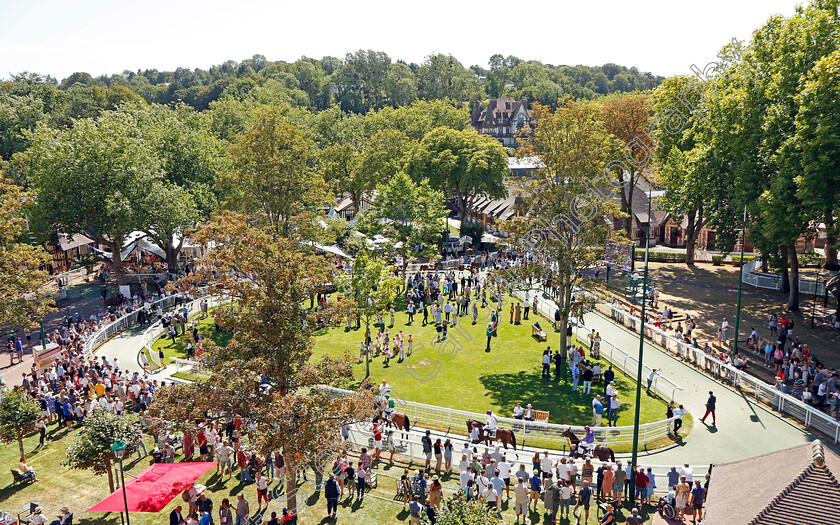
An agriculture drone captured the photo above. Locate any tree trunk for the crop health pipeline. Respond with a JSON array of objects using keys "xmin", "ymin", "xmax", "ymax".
[
  {"xmin": 106, "ymin": 457, "xmax": 115, "ymax": 493},
  {"xmin": 285, "ymin": 469, "xmax": 298, "ymax": 514},
  {"xmin": 781, "ymin": 251, "xmax": 790, "ymax": 294},
  {"xmin": 166, "ymin": 241, "xmax": 181, "ymax": 274},
  {"xmin": 16, "ymin": 428, "xmax": 24, "ymax": 459},
  {"xmin": 787, "ymin": 249, "xmax": 800, "ymax": 311},
  {"xmin": 825, "ymin": 217, "xmax": 839, "ymax": 270},
  {"xmin": 624, "ymin": 179, "xmax": 634, "ymax": 238}
]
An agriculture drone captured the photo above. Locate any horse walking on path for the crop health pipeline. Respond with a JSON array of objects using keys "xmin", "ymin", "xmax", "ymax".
[{"xmin": 466, "ymin": 420, "xmax": 517, "ymax": 450}]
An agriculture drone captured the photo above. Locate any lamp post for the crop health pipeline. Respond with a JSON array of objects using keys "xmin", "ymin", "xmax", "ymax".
[
  {"xmin": 732, "ymin": 205, "xmax": 747, "ymax": 355},
  {"xmin": 629, "ymin": 190, "xmax": 663, "ymax": 503},
  {"xmin": 811, "ymin": 273, "xmax": 821, "ymax": 329},
  {"xmin": 112, "ymin": 439, "xmax": 130, "ymax": 525}
]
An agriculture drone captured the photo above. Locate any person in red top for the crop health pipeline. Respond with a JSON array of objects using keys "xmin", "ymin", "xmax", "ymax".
[
  {"xmin": 197, "ymin": 428, "xmax": 209, "ymax": 461},
  {"xmin": 373, "ymin": 423, "xmax": 383, "ymax": 460},
  {"xmin": 633, "ymin": 467, "xmax": 649, "ymax": 503}
]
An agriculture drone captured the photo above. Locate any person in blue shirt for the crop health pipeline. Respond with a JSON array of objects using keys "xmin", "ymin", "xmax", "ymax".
[{"xmin": 529, "ymin": 471, "xmax": 542, "ymax": 512}]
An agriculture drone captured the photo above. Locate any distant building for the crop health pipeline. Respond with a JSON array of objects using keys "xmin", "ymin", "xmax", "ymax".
[
  {"xmin": 471, "ymin": 96, "xmax": 534, "ymax": 147},
  {"xmin": 507, "ymin": 156, "xmax": 544, "ymax": 177}
]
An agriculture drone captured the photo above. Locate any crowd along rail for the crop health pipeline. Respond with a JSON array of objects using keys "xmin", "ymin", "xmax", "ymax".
[
  {"xmin": 593, "ymin": 297, "xmax": 840, "ymax": 444},
  {"xmin": 319, "ymin": 385, "xmax": 675, "ymax": 452}
]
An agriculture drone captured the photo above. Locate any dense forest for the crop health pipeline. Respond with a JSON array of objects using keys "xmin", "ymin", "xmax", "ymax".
[{"xmin": 0, "ymin": 51, "xmax": 662, "ymax": 159}]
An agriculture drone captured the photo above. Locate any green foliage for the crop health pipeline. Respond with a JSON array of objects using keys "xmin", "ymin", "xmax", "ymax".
[
  {"xmin": 633, "ymin": 250, "xmax": 687, "ymax": 263},
  {"xmin": 407, "ymin": 127, "xmax": 508, "ymax": 221},
  {"xmin": 0, "ymin": 388, "xmax": 40, "ymax": 456},
  {"xmin": 460, "ymin": 221, "xmax": 485, "ymax": 246},
  {"xmin": 712, "ymin": 255, "xmax": 724, "ymax": 266},
  {"xmin": 63, "ymin": 406, "xmax": 139, "ymax": 478},
  {"xmin": 372, "ymin": 171, "xmax": 447, "ymax": 257},
  {"xmin": 421, "ymin": 492, "xmax": 502, "ymax": 525}
]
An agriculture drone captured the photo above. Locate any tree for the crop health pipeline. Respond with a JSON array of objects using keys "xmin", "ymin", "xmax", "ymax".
[
  {"xmin": 651, "ymin": 76, "xmax": 707, "ymax": 264},
  {"xmin": 153, "ymin": 213, "xmax": 373, "ymax": 513},
  {"xmin": 501, "ymin": 101, "xmax": 624, "ymax": 352},
  {"xmin": 27, "ymin": 108, "xmax": 163, "ymax": 287},
  {"xmin": 697, "ymin": 0, "xmax": 840, "ymax": 310},
  {"xmin": 0, "ymin": 388, "xmax": 40, "ymax": 458},
  {"xmin": 407, "ymin": 127, "xmax": 507, "ymax": 223},
  {"xmin": 64, "ymin": 406, "xmax": 139, "ymax": 493},
  {"xmin": 792, "ymin": 49, "xmax": 840, "ymax": 270},
  {"xmin": 372, "ymin": 171, "xmax": 447, "ymax": 259},
  {"xmin": 224, "ymin": 107, "xmax": 327, "ymax": 235},
  {"xmin": 0, "ymin": 179, "xmax": 54, "ymax": 330},
  {"xmin": 422, "ymin": 492, "xmax": 502, "ymax": 524},
  {"xmin": 600, "ymin": 93, "xmax": 654, "ymax": 236},
  {"xmin": 335, "ymin": 250, "xmax": 400, "ymax": 378}
]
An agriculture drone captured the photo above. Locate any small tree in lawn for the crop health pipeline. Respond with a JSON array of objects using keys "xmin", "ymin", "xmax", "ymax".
[
  {"xmin": 64, "ymin": 406, "xmax": 139, "ymax": 493},
  {"xmin": 336, "ymin": 250, "xmax": 400, "ymax": 378},
  {"xmin": 0, "ymin": 388, "xmax": 39, "ymax": 457},
  {"xmin": 422, "ymin": 491, "xmax": 503, "ymax": 524}
]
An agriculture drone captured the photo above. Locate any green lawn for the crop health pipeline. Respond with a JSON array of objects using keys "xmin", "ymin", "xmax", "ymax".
[
  {"xmin": 311, "ymin": 296, "xmax": 668, "ymax": 429},
  {"xmin": 147, "ymin": 313, "xmax": 232, "ymax": 366}
]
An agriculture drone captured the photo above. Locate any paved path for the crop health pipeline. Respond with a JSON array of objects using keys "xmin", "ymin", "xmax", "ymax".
[
  {"xmin": 91, "ymin": 287, "xmax": 824, "ymax": 467},
  {"xmin": 95, "ymin": 324, "xmax": 184, "ymax": 382},
  {"xmin": 581, "ymin": 309, "xmax": 820, "ymax": 465}
]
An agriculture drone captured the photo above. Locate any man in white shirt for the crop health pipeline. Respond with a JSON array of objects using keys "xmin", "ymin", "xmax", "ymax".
[
  {"xmin": 646, "ymin": 368, "xmax": 660, "ymax": 394},
  {"xmin": 540, "ymin": 452, "xmax": 553, "ymax": 487},
  {"xmin": 460, "ymin": 466, "xmax": 474, "ymax": 488},
  {"xmin": 679, "ymin": 463, "xmax": 694, "ymax": 483},
  {"xmin": 512, "ymin": 403, "xmax": 524, "ymax": 419},
  {"xmin": 555, "ymin": 457, "xmax": 570, "ymax": 484},
  {"xmin": 460, "ymin": 442, "xmax": 473, "ymax": 462},
  {"xmin": 498, "ymin": 456, "xmax": 512, "ymax": 499},
  {"xmin": 721, "ymin": 318, "xmax": 729, "ymax": 345}
]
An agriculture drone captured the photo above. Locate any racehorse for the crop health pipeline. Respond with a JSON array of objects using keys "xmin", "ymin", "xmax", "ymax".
[
  {"xmin": 561, "ymin": 427, "xmax": 615, "ymax": 462},
  {"xmin": 466, "ymin": 420, "xmax": 517, "ymax": 450}
]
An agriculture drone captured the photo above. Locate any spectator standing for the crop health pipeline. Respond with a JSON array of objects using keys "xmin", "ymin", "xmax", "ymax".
[
  {"xmin": 234, "ymin": 494, "xmax": 249, "ymax": 525},
  {"xmin": 700, "ymin": 391, "xmax": 716, "ymax": 425}
]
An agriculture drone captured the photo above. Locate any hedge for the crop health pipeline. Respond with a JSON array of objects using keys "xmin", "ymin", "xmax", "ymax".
[{"xmin": 632, "ymin": 250, "xmax": 687, "ymax": 263}]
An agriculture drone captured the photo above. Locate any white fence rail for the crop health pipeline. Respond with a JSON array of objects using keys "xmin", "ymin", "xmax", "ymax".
[
  {"xmin": 741, "ymin": 258, "xmax": 834, "ymax": 295},
  {"xmin": 512, "ymin": 290, "xmax": 683, "ymax": 401},
  {"xmin": 319, "ymin": 386, "xmax": 675, "ymax": 452},
  {"xmin": 83, "ymin": 286, "xmax": 213, "ymax": 359},
  {"xmin": 594, "ymin": 299, "xmax": 840, "ymax": 443},
  {"xmin": 344, "ymin": 425, "xmax": 708, "ymax": 495}
]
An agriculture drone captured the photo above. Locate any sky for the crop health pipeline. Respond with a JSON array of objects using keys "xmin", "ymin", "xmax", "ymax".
[{"xmin": 0, "ymin": 0, "xmax": 804, "ymax": 81}]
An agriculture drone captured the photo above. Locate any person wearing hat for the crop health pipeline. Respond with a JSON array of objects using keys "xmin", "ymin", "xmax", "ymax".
[
  {"xmin": 523, "ymin": 403, "xmax": 535, "ymax": 421},
  {"xmin": 383, "ymin": 393, "xmax": 395, "ymax": 422},
  {"xmin": 24, "ymin": 507, "xmax": 46, "ymax": 525},
  {"xmin": 47, "ymin": 507, "xmax": 72, "ymax": 525},
  {"xmin": 325, "ymin": 472, "xmax": 340, "ymax": 518},
  {"xmin": 485, "ymin": 410, "xmax": 498, "ymax": 438}
]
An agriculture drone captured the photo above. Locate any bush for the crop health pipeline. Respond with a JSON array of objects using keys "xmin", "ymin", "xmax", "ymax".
[
  {"xmin": 632, "ymin": 250, "xmax": 687, "ymax": 263},
  {"xmin": 798, "ymin": 252, "xmax": 825, "ymax": 268},
  {"xmin": 729, "ymin": 254, "xmax": 757, "ymax": 267},
  {"xmin": 712, "ymin": 255, "xmax": 724, "ymax": 266}
]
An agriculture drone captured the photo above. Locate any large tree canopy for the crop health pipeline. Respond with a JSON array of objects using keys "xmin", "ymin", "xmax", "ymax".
[{"xmin": 406, "ymin": 127, "xmax": 507, "ymax": 223}]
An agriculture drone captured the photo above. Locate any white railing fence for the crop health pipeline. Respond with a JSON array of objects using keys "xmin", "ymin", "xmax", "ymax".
[
  {"xmin": 343, "ymin": 425, "xmax": 708, "ymax": 495},
  {"xmin": 83, "ymin": 286, "xmax": 213, "ymax": 359},
  {"xmin": 319, "ymin": 386, "xmax": 675, "ymax": 452},
  {"xmin": 741, "ymin": 258, "xmax": 835, "ymax": 296},
  {"xmin": 139, "ymin": 293, "xmax": 231, "ymax": 370},
  {"xmin": 512, "ymin": 290, "xmax": 684, "ymax": 402},
  {"xmin": 595, "ymin": 299, "xmax": 840, "ymax": 444}
]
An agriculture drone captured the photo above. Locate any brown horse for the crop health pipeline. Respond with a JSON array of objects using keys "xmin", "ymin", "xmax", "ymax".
[
  {"xmin": 373, "ymin": 411, "xmax": 411, "ymax": 437},
  {"xmin": 466, "ymin": 420, "xmax": 517, "ymax": 450},
  {"xmin": 562, "ymin": 428, "xmax": 615, "ymax": 462}
]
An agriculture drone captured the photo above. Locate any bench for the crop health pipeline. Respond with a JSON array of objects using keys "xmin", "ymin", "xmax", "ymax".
[
  {"xmin": 532, "ymin": 324, "xmax": 547, "ymax": 342},
  {"xmin": 533, "ymin": 410, "xmax": 550, "ymax": 423},
  {"xmin": 11, "ymin": 469, "xmax": 34, "ymax": 485}
]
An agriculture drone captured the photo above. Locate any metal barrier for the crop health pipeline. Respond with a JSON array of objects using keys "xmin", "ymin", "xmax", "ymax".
[
  {"xmin": 595, "ymin": 299, "xmax": 840, "ymax": 444},
  {"xmin": 343, "ymin": 425, "xmax": 708, "ymax": 494},
  {"xmin": 83, "ymin": 286, "xmax": 212, "ymax": 358},
  {"xmin": 139, "ymin": 293, "xmax": 230, "ymax": 370},
  {"xmin": 319, "ymin": 386, "xmax": 675, "ymax": 451},
  {"xmin": 741, "ymin": 258, "xmax": 833, "ymax": 295},
  {"xmin": 511, "ymin": 290, "xmax": 684, "ymax": 401}
]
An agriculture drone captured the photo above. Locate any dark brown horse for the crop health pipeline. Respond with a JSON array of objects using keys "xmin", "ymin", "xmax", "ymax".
[
  {"xmin": 466, "ymin": 420, "xmax": 517, "ymax": 450},
  {"xmin": 373, "ymin": 411, "xmax": 411, "ymax": 437},
  {"xmin": 562, "ymin": 428, "xmax": 615, "ymax": 462}
]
